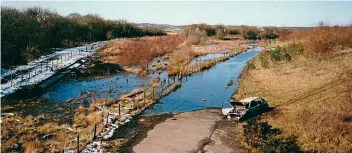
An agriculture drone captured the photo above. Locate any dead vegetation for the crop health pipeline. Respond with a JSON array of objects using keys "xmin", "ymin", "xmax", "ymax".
[
  {"xmin": 98, "ymin": 35, "xmax": 186, "ymax": 72},
  {"xmin": 167, "ymin": 39, "xmax": 247, "ymax": 76},
  {"xmin": 233, "ymin": 30, "xmax": 352, "ymax": 152},
  {"xmin": 167, "ymin": 46, "xmax": 198, "ymax": 76},
  {"xmin": 302, "ymin": 25, "xmax": 352, "ymax": 56}
]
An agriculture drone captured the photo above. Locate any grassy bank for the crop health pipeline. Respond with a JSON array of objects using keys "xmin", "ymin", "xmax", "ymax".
[{"xmin": 232, "ymin": 30, "xmax": 352, "ymax": 152}]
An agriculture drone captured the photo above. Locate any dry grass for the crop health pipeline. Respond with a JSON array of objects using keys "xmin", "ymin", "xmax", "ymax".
[
  {"xmin": 190, "ymin": 39, "xmax": 246, "ymax": 55},
  {"xmin": 22, "ymin": 139, "xmax": 44, "ymax": 153},
  {"xmin": 280, "ymin": 25, "xmax": 352, "ymax": 57},
  {"xmin": 303, "ymin": 26, "xmax": 352, "ymax": 56},
  {"xmin": 98, "ymin": 35, "xmax": 186, "ymax": 70},
  {"xmin": 167, "ymin": 39, "xmax": 246, "ymax": 76},
  {"xmin": 233, "ymin": 48, "xmax": 352, "ymax": 152},
  {"xmin": 1, "ymin": 101, "xmax": 109, "ymax": 152},
  {"xmin": 167, "ymin": 46, "xmax": 197, "ymax": 76}
]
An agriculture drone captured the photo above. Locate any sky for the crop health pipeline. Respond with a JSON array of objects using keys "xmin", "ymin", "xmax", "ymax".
[{"xmin": 2, "ymin": 1, "xmax": 352, "ymax": 27}]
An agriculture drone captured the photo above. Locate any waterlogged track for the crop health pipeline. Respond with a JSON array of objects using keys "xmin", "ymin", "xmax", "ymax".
[
  {"xmin": 144, "ymin": 47, "xmax": 261, "ymax": 115},
  {"xmin": 132, "ymin": 47, "xmax": 261, "ymax": 153}
]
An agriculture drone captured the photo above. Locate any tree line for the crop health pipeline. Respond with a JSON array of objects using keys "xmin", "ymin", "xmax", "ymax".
[
  {"xmin": 182, "ymin": 24, "xmax": 280, "ymax": 41},
  {"xmin": 1, "ymin": 7, "xmax": 166, "ymax": 68}
]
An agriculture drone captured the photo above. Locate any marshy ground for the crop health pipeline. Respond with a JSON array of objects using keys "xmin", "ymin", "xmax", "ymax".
[{"xmin": 1, "ymin": 33, "xmax": 253, "ymax": 152}]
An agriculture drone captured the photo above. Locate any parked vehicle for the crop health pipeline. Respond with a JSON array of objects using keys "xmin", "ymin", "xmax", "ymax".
[{"xmin": 222, "ymin": 97, "xmax": 269, "ymax": 121}]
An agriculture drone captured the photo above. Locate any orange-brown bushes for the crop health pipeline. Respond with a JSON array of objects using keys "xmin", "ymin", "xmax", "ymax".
[
  {"xmin": 99, "ymin": 35, "xmax": 186, "ymax": 69},
  {"xmin": 303, "ymin": 25, "xmax": 352, "ymax": 56},
  {"xmin": 280, "ymin": 24, "xmax": 352, "ymax": 56}
]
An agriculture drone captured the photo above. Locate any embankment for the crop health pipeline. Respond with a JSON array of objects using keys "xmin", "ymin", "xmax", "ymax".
[{"xmin": 232, "ymin": 47, "xmax": 352, "ymax": 152}]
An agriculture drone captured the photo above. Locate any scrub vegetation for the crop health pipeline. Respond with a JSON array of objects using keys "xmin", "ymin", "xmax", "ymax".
[
  {"xmin": 98, "ymin": 35, "xmax": 186, "ymax": 73},
  {"xmin": 233, "ymin": 23, "xmax": 352, "ymax": 153}
]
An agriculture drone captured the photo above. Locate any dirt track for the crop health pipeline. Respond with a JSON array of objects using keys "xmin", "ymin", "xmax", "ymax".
[{"xmin": 132, "ymin": 109, "xmax": 245, "ymax": 153}]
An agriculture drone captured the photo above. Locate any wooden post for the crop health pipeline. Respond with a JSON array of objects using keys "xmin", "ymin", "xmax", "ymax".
[
  {"xmin": 160, "ymin": 79, "xmax": 162, "ymax": 88},
  {"xmin": 93, "ymin": 124, "xmax": 97, "ymax": 140},
  {"xmin": 10, "ymin": 70, "xmax": 12, "ymax": 87},
  {"xmin": 76, "ymin": 135, "xmax": 79, "ymax": 153},
  {"xmin": 118, "ymin": 104, "xmax": 121, "ymax": 118},
  {"xmin": 106, "ymin": 112, "xmax": 109, "ymax": 124},
  {"xmin": 152, "ymin": 88, "xmax": 154, "ymax": 99},
  {"xmin": 28, "ymin": 71, "xmax": 30, "ymax": 79},
  {"xmin": 35, "ymin": 66, "xmax": 36, "ymax": 75},
  {"xmin": 133, "ymin": 97, "xmax": 136, "ymax": 109},
  {"xmin": 61, "ymin": 56, "xmax": 62, "ymax": 65},
  {"xmin": 143, "ymin": 91, "xmax": 146, "ymax": 103},
  {"xmin": 51, "ymin": 60, "xmax": 54, "ymax": 70},
  {"xmin": 40, "ymin": 63, "xmax": 42, "ymax": 72},
  {"xmin": 21, "ymin": 70, "xmax": 23, "ymax": 81}
]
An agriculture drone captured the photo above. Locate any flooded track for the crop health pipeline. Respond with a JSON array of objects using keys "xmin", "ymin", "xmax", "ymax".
[{"xmin": 144, "ymin": 47, "xmax": 261, "ymax": 115}]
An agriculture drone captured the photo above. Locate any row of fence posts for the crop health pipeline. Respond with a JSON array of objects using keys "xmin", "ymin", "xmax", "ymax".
[
  {"xmin": 63, "ymin": 73, "xmax": 189, "ymax": 153},
  {"xmin": 12, "ymin": 43, "xmax": 108, "ymax": 88},
  {"xmin": 9, "ymin": 48, "xmax": 90, "ymax": 87},
  {"xmin": 63, "ymin": 75, "xmax": 185, "ymax": 153},
  {"xmin": 65, "ymin": 103, "xmax": 120, "ymax": 153}
]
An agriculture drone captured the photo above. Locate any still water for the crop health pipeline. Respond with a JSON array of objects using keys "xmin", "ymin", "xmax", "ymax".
[{"xmin": 144, "ymin": 47, "xmax": 261, "ymax": 115}]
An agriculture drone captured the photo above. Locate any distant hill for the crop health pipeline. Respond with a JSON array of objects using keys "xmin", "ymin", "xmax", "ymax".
[
  {"xmin": 135, "ymin": 23, "xmax": 313, "ymax": 32},
  {"xmin": 136, "ymin": 23, "xmax": 184, "ymax": 32}
]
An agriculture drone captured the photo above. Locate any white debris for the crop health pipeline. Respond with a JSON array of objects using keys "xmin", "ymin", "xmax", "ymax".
[
  {"xmin": 81, "ymin": 112, "xmax": 133, "ymax": 152},
  {"xmin": 66, "ymin": 127, "xmax": 74, "ymax": 131},
  {"xmin": 63, "ymin": 149, "xmax": 75, "ymax": 153},
  {"xmin": 82, "ymin": 141, "xmax": 104, "ymax": 153},
  {"xmin": 96, "ymin": 106, "xmax": 106, "ymax": 111},
  {"xmin": 2, "ymin": 113, "xmax": 14, "ymax": 116}
]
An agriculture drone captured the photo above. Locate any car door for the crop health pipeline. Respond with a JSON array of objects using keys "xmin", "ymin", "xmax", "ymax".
[
  {"xmin": 247, "ymin": 101, "xmax": 260, "ymax": 116},
  {"xmin": 258, "ymin": 99, "xmax": 268, "ymax": 112}
]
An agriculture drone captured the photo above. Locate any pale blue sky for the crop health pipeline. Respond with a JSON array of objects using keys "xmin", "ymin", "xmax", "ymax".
[{"xmin": 2, "ymin": 1, "xmax": 352, "ymax": 27}]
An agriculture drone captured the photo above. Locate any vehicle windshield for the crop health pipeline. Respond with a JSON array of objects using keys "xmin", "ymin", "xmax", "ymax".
[{"xmin": 222, "ymin": 102, "xmax": 233, "ymax": 108}]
